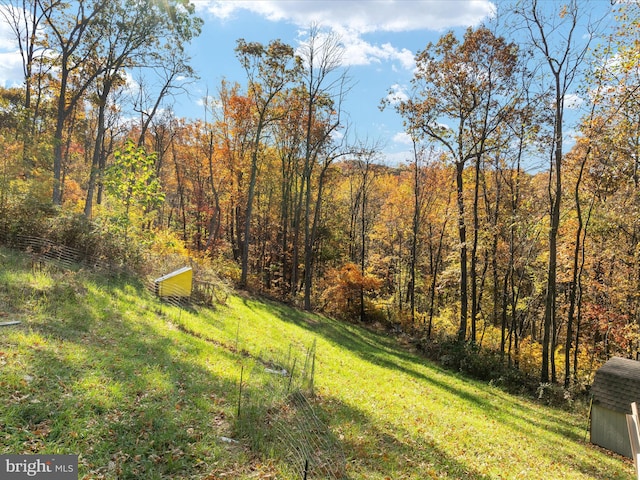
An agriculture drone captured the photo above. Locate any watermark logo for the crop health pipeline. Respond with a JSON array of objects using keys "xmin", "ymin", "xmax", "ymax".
[{"xmin": 0, "ymin": 455, "xmax": 78, "ymax": 479}]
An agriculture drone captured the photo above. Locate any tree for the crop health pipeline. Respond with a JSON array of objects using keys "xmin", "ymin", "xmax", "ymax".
[
  {"xmin": 516, "ymin": 0, "xmax": 601, "ymax": 383},
  {"xmin": 103, "ymin": 139, "xmax": 164, "ymax": 243},
  {"xmin": 235, "ymin": 39, "xmax": 301, "ymax": 288},
  {"xmin": 269, "ymin": 87, "xmax": 305, "ymax": 295},
  {"xmin": 392, "ymin": 26, "xmax": 519, "ymax": 342},
  {"xmin": 569, "ymin": 0, "xmax": 640, "ymax": 375},
  {"xmin": 320, "ymin": 262, "xmax": 382, "ymax": 321},
  {"xmin": 82, "ymin": 0, "xmax": 201, "ymax": 217},
  {"xmin": 498, "ymin": 87, "xmax": 543, "ymax": 366},
  {"xmin": 40, "ymin": 0, "xmax": 201, "ymax": 206},
  {"xmin": 42, "ymin": 0, "xmax": 108, "ymax": 205},
  {"xmin": 408, "ymin": 140, "xmax": 425, "ymax": 324},
  {"xmin": 351, "ymin": 150, "xmax": 379, "ymax": 322},
  {"xmin": 207, "ymin": 80, "xmax": 254, "ymax": 264},
  {"xmin": 0, "ymin": 0, "xmax": 54, "ymax": 180},
  {"xmin": 296, "ymin": 25, "xmax": 352, "ymax": 310},
  {"xmin": 0, "ymin": 0, "xmax": 50, "ymax": 120},
  {"xmin": 134, "ymin": 49, "xmax": 198, "ymax": 148}
]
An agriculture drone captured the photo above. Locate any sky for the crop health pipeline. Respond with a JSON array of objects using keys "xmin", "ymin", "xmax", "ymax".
[
  {"xmin": 0, "ymin": 0, "xmax": 617, "ymax": 166},
  {"xmin": 181, "ymin": 0, "xmax": 497, "ymax": 164}
]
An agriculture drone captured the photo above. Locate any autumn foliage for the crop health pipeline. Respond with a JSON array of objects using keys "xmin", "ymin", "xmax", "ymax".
[{"xmin": 320, "ymin": 263, "xmax": 383, "ymax": 321}]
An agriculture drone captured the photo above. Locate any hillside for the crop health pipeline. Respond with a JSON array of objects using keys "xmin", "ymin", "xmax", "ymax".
[{"xmin": 0, "ymin": 246, "xmax": 634, "ymax": 479}]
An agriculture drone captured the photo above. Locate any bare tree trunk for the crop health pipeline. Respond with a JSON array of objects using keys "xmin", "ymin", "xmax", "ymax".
[
  {"xmin": 470, "ymin": 156, "xmax": 482, "ymax": 343},
  {"xmin": 456, "ymin": 159, "xmax": 469, "ymax": 342},
  {"xmin": 83, "ymin": 93, "xmax": 107, "ymax": 218},
  {"xmin": 240, "ymin": 144, "xmax": 260, "ymax": 287},
  {"xmin": 542, "ymin": 122, "xmax": 561, "ymax": 383},
  {"xmin": 564, "ymin": 149, "xmax": 587, "ymax": 387},
  {"xmin": 521, "ymin": 0, "xmax": 594, "ymax": 384},
  {"xmin": 427, "ymin": 211, "xmax": 449, "ymax": 339},
  {"xmin": 409, "ymin": 142, "xmax": 421, "ymax": 324}
]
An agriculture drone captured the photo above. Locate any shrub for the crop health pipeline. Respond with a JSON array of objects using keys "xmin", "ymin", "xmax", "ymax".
[
  {"xmin": 45, "ymin": 211, "xmax": 96, "ymax": 253},
  {"xmin": 0, "ymin": 195, "xmax": 56, "ymax": 244},
  {"xmin": 415, "ymin": 334, "xmax": 538, "ymax": 393},
  {"xmin": 319, "ymin": 263, "xmax": 382, "ymax": 322}
]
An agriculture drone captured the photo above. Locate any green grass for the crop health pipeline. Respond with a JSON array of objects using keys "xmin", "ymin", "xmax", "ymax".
[{"xmin": 0, "ymin": 246, "xmax": 634, "ymax": 479}]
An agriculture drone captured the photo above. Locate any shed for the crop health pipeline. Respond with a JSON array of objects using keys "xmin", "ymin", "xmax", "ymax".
[
  {"xmin": 590, "ymin": 356, "xmax": 640, "ymax": 457},
  {"xmin": 154, "ymin": 266, "xmax": 193, "ymax": 300}
]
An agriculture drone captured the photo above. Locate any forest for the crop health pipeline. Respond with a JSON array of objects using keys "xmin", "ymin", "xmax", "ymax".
[{"xmin": 0, "ymin": 0, "xmax": 639, "ymax": 394}]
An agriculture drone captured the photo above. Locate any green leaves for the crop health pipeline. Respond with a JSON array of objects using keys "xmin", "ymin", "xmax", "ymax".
[
  {"xmin": 105, "ymin": 140, "xmax": 164, "ymax": 211},
  {"xmin": 103, "ymin": 139, "xmax": 164, "ymax": 246}
]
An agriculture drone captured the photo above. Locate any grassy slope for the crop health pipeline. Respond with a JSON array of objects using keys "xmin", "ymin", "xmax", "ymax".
[{"xmin": 0, "ymin": 247, "xmax": 634, "ymax": 479}]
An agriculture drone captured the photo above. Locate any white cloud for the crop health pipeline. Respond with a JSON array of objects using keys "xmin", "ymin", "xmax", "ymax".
[
  {"xmin": 198, "ymin": 1, "xmax": 494, "ymax": 33},
  {"xmin": 0, "ymin": 4, "xmax": 53, "ymax": 89},
  {"xmin": 0, "ymin": 51, "xmax": 22, "ymax": 88},
  {"xmin": 0, "ymin": 5, "xmax": 17, "ymax": 49},
  {"xmin": 394, "ymin": 47, "xmax": 416, "ymax": 71},
  {"xmin": 564, "ymin": 93, "xmax": 583, "ymax": 109},
  {"xmin": 0, "ymin": 5, "xmax": 23, "ymax": 87},
  {"xmin": 381, "ymin": 149, "xmax": 413, "ymax": 166},
  {"xmin": 338, "ymin": 31, "xmax": 408, "ymax": 67},
  {"xmin": 196, "ymin": 0, "xmax": 494, "ymax": 69},
  {"xmin": 385, "ymin": 83, "xmax": 410, "ymax": 105},
  {"xmin": 393, "ymin": 131, "xmax": 413, "ymax": 145},
  {"xmin": 123, "ymin": 71, "xmax": 141, "ymax": 95},
  {"xmin": 339, "ymin": 39, "xmax": 414, "ymax": 69}
]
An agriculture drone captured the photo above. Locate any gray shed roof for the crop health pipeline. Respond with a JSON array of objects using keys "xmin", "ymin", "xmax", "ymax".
[{"xmin": 591, "ymin": 356, "xmax": 640, "ymax": 414}]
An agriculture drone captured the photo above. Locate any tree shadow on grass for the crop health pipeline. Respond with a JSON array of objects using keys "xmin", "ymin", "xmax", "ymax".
[
  {"xmin": 0, "ymin": 273, "xmax": 247, "ymax": 479},
  {"xmin": 312, "ymin": 394, "xmax": 494, "ymax": 479},
  {"xmin": 244, "ymin": 297, "xmax": 633, "ymax": 479}
]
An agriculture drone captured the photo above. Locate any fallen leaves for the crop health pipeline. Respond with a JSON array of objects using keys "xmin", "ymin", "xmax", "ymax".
[{"xmin": 31, "ymin": 419, "xmax": 52, "ymax": 437}]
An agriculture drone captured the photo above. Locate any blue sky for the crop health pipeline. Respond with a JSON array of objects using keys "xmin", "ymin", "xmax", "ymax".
[
  {"xmin": 182, "ymin": 0, "xmax": 497, "ymax": 164},
  {"xmin": 0, "ymin": 0, "xmax": 616, "ymax": 165}
]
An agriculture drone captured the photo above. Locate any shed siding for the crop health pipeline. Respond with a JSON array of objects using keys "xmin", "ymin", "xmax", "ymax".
[
  {"xmin": 591, "ymin": 405, "xmax": 632, "ymax": 458},
  {"xmin": 155, "ymin": 268, "xmax": 192, "ymax": 298},
  {"xmin": 590, "ymin": 357, "xmax": 640, "ymax": 458}
]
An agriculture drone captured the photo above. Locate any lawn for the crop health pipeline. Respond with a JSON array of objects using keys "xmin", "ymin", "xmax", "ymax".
[{"xmin": 0, "ymin": 247, "xmax": 634, "ymax": 479}]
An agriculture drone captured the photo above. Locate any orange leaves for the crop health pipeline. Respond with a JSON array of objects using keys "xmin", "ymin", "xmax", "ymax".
[
  {"xmin": 333, "ymin": 263, "xmax": 383, "ymax": 293},
  {"xmin": 320, "ymin": 263, "xmax": 382, "ymax": 320},
  {"xmin": 559, "ymin": 4, "xmax": 568, "ymax": 19},
  {"xmin": 582, "ymin": 301, "xmax": 637, "ymax": 356}
]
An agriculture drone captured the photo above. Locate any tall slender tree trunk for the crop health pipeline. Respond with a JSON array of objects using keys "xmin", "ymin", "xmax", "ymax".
[
  {"xmin": 206, "ymin": 132, "xmax": 222, "ymax": 250},
  {"xmin": 303, "ymin": 161, "xmax": 330, "ymax": 311},
  {"xmin": 278, "ymin": 154, "xmax": 293, "ymax": 295},
  {"xmin": 302, "ymin": 163, "xmax": 314, "ymax": 310},
  {"xmin": 427, "ymin": 213, "xmax": 448, "ymax": 339},
  {"xmin": 456, "ymin": 159, "xmax": 469, "ymax": 342},
  {"xmin": 240, "ymin": 151, "xmax": 259, "ymax": 287},
  {"xmin": 172, "ymin": 142, "xmax": 187, "ymax": 242},
  {"xmin": 542, "ymin": 89, "xmax": 562, "ymax": 384},
  {"xmin": 240, "ymin": 118, "xmax": 266, "ymax": 288},
  {"xmin": 564, "ymin": 148, "xmax": 588, "ymax": 387},
  {"xmin": 360, "ymin": 168, "xmax": 367, "ymax": 322},
  {"xmin": 83, "ymin": 108, "xmax": 105, "ymax": 217},
  {"xmin": 409, "ymin": 144, "xmax": 421, "ymax": 324},
  {"xmin": 52, "ymin": 64, "xmax": 69, "ymax": 205},
  {"xmin": 470, "ymin": 156, "xmax": 482, "ymax": 343},
  {"xmin": 291, "ymin": 183, "xmax": 304, "ymax": 296}
]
